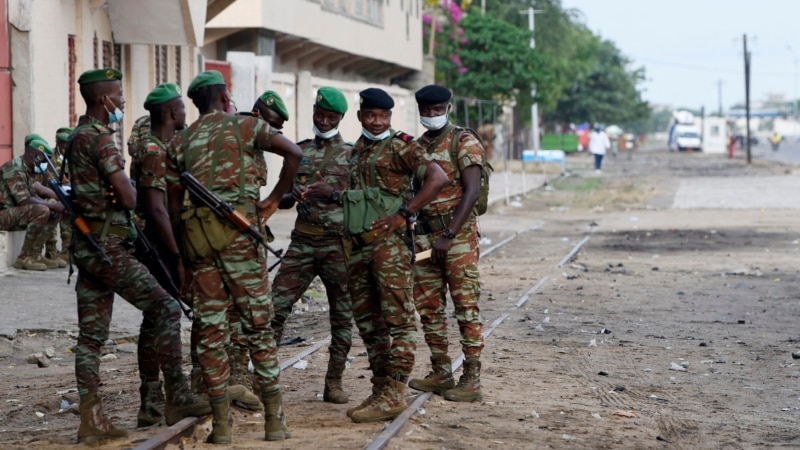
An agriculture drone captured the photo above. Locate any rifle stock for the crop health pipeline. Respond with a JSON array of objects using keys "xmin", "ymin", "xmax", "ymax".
[{"xmin": 179, "ymin": 171, "xmax": 284, "ymax": 270}]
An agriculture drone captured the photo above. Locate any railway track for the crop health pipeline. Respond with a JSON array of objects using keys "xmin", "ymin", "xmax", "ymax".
[{"xmin": 133, "ymin": 225, "xmax": 590, "ymax": 450}]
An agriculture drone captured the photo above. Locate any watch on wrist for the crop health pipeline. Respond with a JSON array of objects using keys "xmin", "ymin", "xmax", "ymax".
[
  {"xmin": 441, "ymin": 228, "xmax": 456, "ymax": 239},
  {"xmin": 330, "ymin": 189, "xmax": 341, "ymax": 204}
]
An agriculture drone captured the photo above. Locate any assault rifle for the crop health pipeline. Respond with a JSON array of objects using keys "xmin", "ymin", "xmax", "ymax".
[
  {"xmin": 179, "ymin": 171, "xmax": 284, "ymax": 271},
  {"xmin": 131, "ymin": 220, "xmax": 194, "ymax": 320},
  {"xmin": 39, "ymin": 153, "xmax": 111, "ymax": 265}
]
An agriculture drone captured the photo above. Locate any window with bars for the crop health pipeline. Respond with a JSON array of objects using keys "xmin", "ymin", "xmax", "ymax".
[
  {"xmin": 114, "ymin": 44, "xmax": 122, "ymax": 70},
  {"xmin": 174, "ymin": 46, "xmax": 181, "ymax": 86},
  {"xmin": 154, "ymin": 45, "xmax": 168, "ymax": 84},
  {"xmin": 102, "ymin": 41, "xmax": 113, "ymax": 68},
  {"xmin": 69, "ymin": 35, "xmax": 76, "ymax": 126},
  {"xmin": 93, "ymin": 33, "xmax": 98, "ymax": 69}
]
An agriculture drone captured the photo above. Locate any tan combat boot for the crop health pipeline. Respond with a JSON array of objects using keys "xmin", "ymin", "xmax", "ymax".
[
  {"xmin": 228, "ymin": 346, "xmax": 261, "ymax": 410},
  {"xmin": 136, "ymin": 378, "xmax": 165, "ymax": 428},
  {"xmin": 206, "ymin": 396, "xmax": 232, "ymax": 444},
  {"xmin": 14, "ymin": 255, "xmax": 47, "ymax": 271},
  {"xmin": 323, "ymin": 358, "xmax": 349, "ymax": 404},
  {"xmin": 77, "ymin": 393, "xmax": 129, "ymax": 444},
  {"xmin": 350, "ymin": 377, "xmax": 408, "ymax": 423},
  {"xmin": 261, "ymin": 389, "xmax": 291, "ymax": 441},
  {"xmin": 43, "ymin": 253, "xmax": 67, "ymax": 268},
  {"xmin": 346, "ymin": 376, "xmax": 388, "ymax": 417},
  {"xmin": 409, "ymin": 354, "xmax": 455, "ymax": 395},
  {"xmin": 163, "ymin": 369, "xmax": 212, "ymax": 425},
  {"xmin": 444, "ymin": 356, "xmax": 483, "ymax": 402}
]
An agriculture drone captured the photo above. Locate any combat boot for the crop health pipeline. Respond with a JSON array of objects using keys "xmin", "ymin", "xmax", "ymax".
[
  {"xmin": 137, "ymin": 378, "xmax": 165, "ymax": 428},
  {"xmin": 409, "ymin": 354, "xmax": 455, "ymax": 395},
  {"xmin": 77, "ymin": 392, "xmax": 129, "ymax": 444},
  {"xmin": 228, "ymin": 347, "xmax": 261, "ymax": 410},
  {"xmin": 163, "ymin": 369, "xmax": 212, "ymax": 425},
  {"xmin": 346, "ymin": 376, "xmax": 388, "ymax": 417},
  {"xmin": 350, "ymin": 377, "xmax": 408, "ymax": 423},
  {"xmin": 14, "ymin": 255, "xmax": 47, "ymax": 271},
  {"xmin": 444, "ymin": 356, "xmax": 483, "ymax": 402},
  {"xmin": 323, "ymin": 358, "xmax": 349, "ymax": 404},
  {"xmin": 43, "ymin": 253, "xmax": 67, "ymax": 268},
  {"xmin": 206, "ymin": 396, "xmax": 232, "ymax": 444},
  {"xmin": 261, "ymin": 389, "xmax": 291, "ymax": 441}
]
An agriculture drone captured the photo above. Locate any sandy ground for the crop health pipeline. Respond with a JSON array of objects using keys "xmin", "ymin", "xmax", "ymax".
[{"xmin": 2, "ymin": 146, "xmax": 800, "ymax": 449}]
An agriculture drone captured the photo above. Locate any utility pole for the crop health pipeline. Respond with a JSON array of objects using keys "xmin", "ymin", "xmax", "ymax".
[
  {"xmin": 520, "ymin": 5, "xmax": 543, "ymax": 157},
  {"xmin": 743, "ymin": 34, "xmax": 752, "ymax": 164},
  {"xmin": 717, "ymin": 79, "xmax": 723, "ymax": 116}
]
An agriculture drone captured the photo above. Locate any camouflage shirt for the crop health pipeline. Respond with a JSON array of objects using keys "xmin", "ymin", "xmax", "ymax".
[
  {"xmin": 166, "ymin": 110, "xmax": 278, "ymax": 207},
  {"xmin": 416, "ymin": 125, "xmax": 484, "ymax": 216},
  {"xmin": 349, "ymin": 130, "xmax": 428, "ymax": 198},
  {"xmin": 295, "ymin": 134, "xmax": 352, "ymax": 227},
  {"xmin": 128, "ymin": 115, "xmax": 151, "ymax": 184},
  {"xmin": 68, "ymin": 115, "xmax": 129, "ymax": 225},
  {"xmin": 132, "ymin": 132, "xmax": 169, "ymax": 217},
  {"xmin": 0, "ymin": 156, "xmax": 36, "ymax": 207}
]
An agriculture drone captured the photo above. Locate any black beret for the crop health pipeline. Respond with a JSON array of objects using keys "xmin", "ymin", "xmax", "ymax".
[
  {"xmin": 359, "ymin": 88, "xmax": 394, "ymax": 110},
  {"xmin": 415, "ymin": 85, "xmax": 452, "ymax": 105}
]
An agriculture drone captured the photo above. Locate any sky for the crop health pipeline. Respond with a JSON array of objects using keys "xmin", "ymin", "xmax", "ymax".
[{"xmin": 559, "ymin": 0, "xmax": 800, "ymax": 112}]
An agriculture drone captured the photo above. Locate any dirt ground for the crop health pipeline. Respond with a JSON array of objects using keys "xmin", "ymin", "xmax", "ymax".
[{"xmin": 2, "ymin": 146, "xmax": 800, "ymax": 449}]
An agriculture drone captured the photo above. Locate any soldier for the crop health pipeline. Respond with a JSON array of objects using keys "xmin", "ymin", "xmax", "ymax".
[
  {"xmin": 270, "ymin": 86, "xmax": 353, "ymax": 404},
  {"xmin": 248, "ymin": 90, "xmax": 289, "ymax": 130},
  {"xmin": 0, "ymin": 136, "xmax": 64, "ymax": 271},
  {"xmin": 24, "ymin": 135, "xmax": 68, "ymax": 269},
  {"xmin": 69, "ymin": 68, "xmax": 210, "ymax": 444},
  {"xmin": 52, "ymin": 127, "xmax": 73, "ymax": 262},
  {"xmin": 408, "ymin": 85, "xmax": 486, "ymax": 402},
  {"xmin": 307, "ymin": 88, "xmax": 447, "ymax": 423},
  {"xmin": 165, "ymin": 70, "xmax": 302, "ymax": 443}
]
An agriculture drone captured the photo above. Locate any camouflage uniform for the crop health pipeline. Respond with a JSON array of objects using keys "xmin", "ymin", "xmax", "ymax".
[
  {"xmin": 347, "ymin": 131, "xmax": 428, "ymax": 381},
  {"xmin": 44, "ymin": 148, "xmax": 72, "ymax": 262},
  {"xmin": 270, "ymin": 133, "xmax": 353, "ymax": 401},
  {"xmin": 165, "ymin": 110, "xmax": 281, "ymax": 401},
  {"xmin": 411, "ymin": 126, "xmax": 484, "ymax": 400},
  {"xmin": 0, "ymin": 156, "xmax": 59, "ymax": 269},
  {"xmin": 69, "ymin": 114, "xmax": 207, "ymax": 426}
]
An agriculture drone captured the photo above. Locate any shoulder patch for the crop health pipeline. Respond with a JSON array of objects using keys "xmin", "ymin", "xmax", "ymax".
[
  {"xmin": 394, "ymin": 131, "xmax": 414, "ymax": 143},
  {"xmin": 144, "ymin": 143, "xmax": 161, "ymax": 154}
]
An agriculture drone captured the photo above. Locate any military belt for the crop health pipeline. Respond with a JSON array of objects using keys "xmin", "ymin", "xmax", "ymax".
[
  {"xmin": 349, "ymin": 228, "xmax": 382, "ymax": 248},
  {"xmin": 87, "ymin": 220, "xmax": 130, "ymax": 238},
  {"xmin": 294, "ymin": 220, "xmax": 343, "ymax": 237},
  {"xmin": 417, "ymin": 212, "xmax": 454, "ymax": 235}
]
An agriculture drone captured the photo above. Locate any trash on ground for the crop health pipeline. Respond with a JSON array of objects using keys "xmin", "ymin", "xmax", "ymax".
[
  {"xmin": 292, "ymin": 359, "xmax": 308, "ymax": 370},
  {"xmin": 669, "ymin": 362, "xmax": 686, "ymax": 371},
  {"xmin": 613, "ymin": 410, "xmax": 637, "ymax": 418}
]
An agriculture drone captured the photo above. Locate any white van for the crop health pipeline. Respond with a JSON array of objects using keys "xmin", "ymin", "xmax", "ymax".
[{"xmin": 669, "ymin": 125, "xmax": 702, "ymax": 152}]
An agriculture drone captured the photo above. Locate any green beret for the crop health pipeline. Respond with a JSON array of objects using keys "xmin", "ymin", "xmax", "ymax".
[
  {"xmin": 144, "ymin": 82, "xmax": 182, "ymax": 109},
  {"xmin": 258, "ymin": 90, "xmax": 289, "ymax": 121},
  {"xmin": 55, "ymin": 127, "xmax": 73, "ymax": 143},
  {"xmin": 315, "ymin": 86, "xmax": 347, "ymax": 114},
  {"xmin": 188, "ymin": 70, "xmax": 226, "ymax": 96},
  {"xmin": 24, "ymin": 133, "xmax": 45, "ymax": 146},
  {"xmin": 78, "ymin": 68, "xmax": 122, "ymax": 85},
  {"xmin": 27, "ymin": 137, "xmax": 53, "ymax": 156},
  {"xmin": 415, "ymin": 85, "xmax": 452, "ymax": 105},
  {"xmin": 359, "ymin": 88, "xmax": 394, "ymax": 110}
]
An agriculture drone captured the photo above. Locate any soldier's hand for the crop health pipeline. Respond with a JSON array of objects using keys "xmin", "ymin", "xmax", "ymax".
[
  {"xmin": 304, "ymin": 171, "xmax": 333, "ymax": 200},
  {"xmin": 291, "ymin": 184, "xmax": 307, "ymax": 203},
  {"xmin": 432, "ymin": 236, "xmax": 453, "ymax": 264},
  {"xmin": 48, "ymin": 201, "xmax": 65, "ymax": 214},
  {"xmin": 372, "ymin": 213, "xmax": 404, "ymax": 237},
  {"xmin": 258, "ymin": 198, "xmax": 279, "ymax": 221}
]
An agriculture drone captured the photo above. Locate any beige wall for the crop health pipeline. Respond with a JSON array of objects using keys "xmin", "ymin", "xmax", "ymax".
[{"xmin": 208, "ymin": 0, "xmax": 423, "ymax": 73}]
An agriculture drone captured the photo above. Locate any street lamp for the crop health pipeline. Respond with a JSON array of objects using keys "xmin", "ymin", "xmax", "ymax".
[{"xmin": 786, "ymin": 45, "xmax": 798, "ymax": 118}]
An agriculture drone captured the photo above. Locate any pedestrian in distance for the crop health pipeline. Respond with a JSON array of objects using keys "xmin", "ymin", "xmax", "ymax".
[
  {"xmin": 69, "ymin": 68, "xmax": 210, "ymax": 445},
  {"xmin": 270, "ymin": 86, "xmax": 354, "ymax": 404},
  {"xmin": 306, "ymin": 87, "xmax": 448, "ymax": 423},
  {"xmin": 0, "ymin": 136, "xmax": 64, "ymax": 271},
  {"xmin": 408, "ymin": 84, "xmax": 486, "ymax": 403},
  {"xmin": 165, "ymin": 70, "xmax": 302, "ymax": 444},
  {"xmin": 588, "ymin": 124, "xmax": 610, "ymax": 174}
]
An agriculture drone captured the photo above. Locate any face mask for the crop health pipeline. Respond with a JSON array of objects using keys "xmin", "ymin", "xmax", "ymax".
[
  {"xmin": 420, "ymin": 114, "xmax": 448, "ymax": 130},
  {"xmin": 313, "ymin": 125, "xmax": 338, "ymax": 140},
  {"xmin": 105, "ymin": 103, "xmax": 123, "ymax": 124},
  {"xmin": 361, "ymin": 128, "xmax": 391, "ymax": 141},
  {"xmin": 34, "ymin": 161, "xmax": 48, "ymax": 174}
]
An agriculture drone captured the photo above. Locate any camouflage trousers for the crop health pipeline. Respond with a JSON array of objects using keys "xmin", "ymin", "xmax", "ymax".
[
  {"xmin": 271, "ymin": 231, "xmax": 353, "ymax": 362},
  {"xmin": 349, "ymin": 231, "xmax": 417, "ymax": 379},
  {"xmin": 188, "ymin": 232, "xmax": 279, "ymax": 400},
  {"xmin": 72, "ymin": 235, "xmax": 184, "ymax": 395},
  {"xmin": 45, "ymin": 212, "xmax": 73, "ymax": 255},
  {"xmin": 0, "ymin": 204, "xmax": 57, "ymax": 253},
  {"xmin": 413, "ymin": 219, "xmax": 484, "ymax": 359}
]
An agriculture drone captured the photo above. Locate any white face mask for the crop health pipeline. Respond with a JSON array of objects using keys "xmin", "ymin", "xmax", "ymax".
[
  {"xmin": 420, "ymin": 114, "xmax": 448, "ymax": 130},
  {"xmin": 361, "ymin": 128, "xmax": 391, "ymax": 141},
  {"xmin": 313, "ymin": 125, "xmax": 339, "ymax": 140},
  {"xmin": 34, "ymin": 161, "xmax": 48, "ymax": 174}
]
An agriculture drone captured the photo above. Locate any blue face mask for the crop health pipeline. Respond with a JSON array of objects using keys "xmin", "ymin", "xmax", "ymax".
[
  {"xmin": 33, "ymin": 159, "xmax": 48, "ymax": 174},
  {"xmin": 107, "ymin": 106, "xmax": 123, "ymax": 124}
]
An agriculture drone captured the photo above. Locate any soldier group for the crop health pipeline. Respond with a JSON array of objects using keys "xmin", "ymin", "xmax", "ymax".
[{"xmin": 0, "ymin": 66, "xmax": 489, "ymax": 445}]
